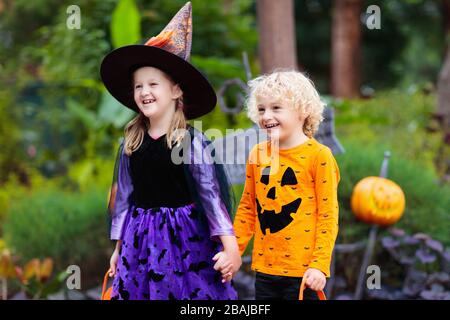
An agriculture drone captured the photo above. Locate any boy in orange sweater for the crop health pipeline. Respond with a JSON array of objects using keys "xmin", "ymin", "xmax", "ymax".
[{"xmin": 233, "ymin": 70, "xmax": 340, "ymax": 300}]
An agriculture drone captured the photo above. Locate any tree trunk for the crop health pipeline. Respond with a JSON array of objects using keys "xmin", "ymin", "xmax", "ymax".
[
  {"xmin": 443, "ymin": 0, "xmax": 450, "ymax": 35},
  {"xmin": 257, "ymin": 0, "xmax": 298, "ymax": 73},
  {"xmin": 331, "ymin": 0, "xmax": 362, "ymax": 98}
]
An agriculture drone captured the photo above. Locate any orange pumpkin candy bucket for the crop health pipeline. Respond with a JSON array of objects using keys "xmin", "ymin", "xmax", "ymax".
[
  {"xmin": 298, "ymin": 277, "xmax": 327, "ymax": 300},
  {"xmin": 101, "ymin": 269, "xmax": 113, "ymax": 300}
]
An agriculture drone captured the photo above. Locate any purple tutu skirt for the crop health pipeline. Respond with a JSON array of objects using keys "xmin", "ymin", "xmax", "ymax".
[{"xmin": 110, "ymin": 203, "xmax": 238, "ymax": 300}]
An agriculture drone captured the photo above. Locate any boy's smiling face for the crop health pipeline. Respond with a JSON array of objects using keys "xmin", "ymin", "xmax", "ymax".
[{"xmin": 256, "ymin": 95, "xmax": 307, "ymax": 147}]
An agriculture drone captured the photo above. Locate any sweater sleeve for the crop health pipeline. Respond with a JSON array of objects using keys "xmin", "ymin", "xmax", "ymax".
[
  {"xmin": 308, "ymin": 147, "xmax": 340, "ymax": 277},
  {"xmin": 110, "ymin": 142, "xmax": 134, "ymax": 241},
  {"xmin": 187, "ymin": 134, "xmax": 235, "ymax": 241},
  {"xmin": 233, "ymin": 149, "xmax": 257, "ymax": 256}
]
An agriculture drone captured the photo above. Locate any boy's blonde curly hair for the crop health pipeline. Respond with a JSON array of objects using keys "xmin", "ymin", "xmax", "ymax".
[{"xmin": 246, "ymin": 69, "xmax": 325, "ymax": 138}]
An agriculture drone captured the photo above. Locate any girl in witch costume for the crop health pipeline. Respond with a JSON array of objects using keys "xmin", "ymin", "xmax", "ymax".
[{"xmin": 101, "ymin": 2, "xmax": 240, "ymax": 300}]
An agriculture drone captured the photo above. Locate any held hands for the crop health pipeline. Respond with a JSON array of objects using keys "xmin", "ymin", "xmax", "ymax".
[
  {"xmin": 303, "ymin": 268, "xmax": 326, "ymax": 291},
  {"xmin": 212, "ymin": 250, "xmax": 242, "ymax": 283},
  {"xmin": 110, "ymin": 248, "xmax": 241, "ymax": 281}
]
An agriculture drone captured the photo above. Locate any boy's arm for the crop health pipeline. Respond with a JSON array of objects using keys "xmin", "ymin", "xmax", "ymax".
[
  {"xmin": 309, "ymin": 147, "xmax": 340, "ymax": 277},
  {"xmin": 233, "ymin": 158, "xmax": 257, "ymax": 256}
]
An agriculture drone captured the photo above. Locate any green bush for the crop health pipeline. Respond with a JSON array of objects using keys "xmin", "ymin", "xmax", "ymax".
[
  {"xmin": 0, "ymin": 180, "xmax": 18, "ymax": 234},
  {"xmin": 0, "ymin": 171, "xmax": 47, "ymax": 236},
  {"xmin": 3, "ymin": 186, "xmax": 112, "ymax": 287},
  {"xmin": 332, "ymin": 88, "xmax": 441, "ymax": 172},
  {"xmin": 335, "ymin": 138, "xmax": 450, "ymax": 246}
]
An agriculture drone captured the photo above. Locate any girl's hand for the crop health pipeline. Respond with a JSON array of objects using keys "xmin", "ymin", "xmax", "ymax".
[
  {"xmin": 303, "ymin": 268, "xmax": 326, "ymax": 291},
  {"xmin": 212, "ymin": 251, "xmax": 233, "ymax": 282},
  {"xmin": 212, "ymin": 250, "xmax": 242, "ymax": 283},
  {"xmin": 109, "ymin": 248, "xmax": 120, "ymax": 278}
]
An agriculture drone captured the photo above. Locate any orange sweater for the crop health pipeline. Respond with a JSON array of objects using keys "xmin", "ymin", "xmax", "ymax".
[{"xmin": 233, "ymin": 138, "xmax": 340, "ymax": 277}]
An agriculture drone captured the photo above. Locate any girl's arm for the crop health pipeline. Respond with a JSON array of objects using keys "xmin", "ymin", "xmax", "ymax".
[
  {"xmin": 115, "ymin": 240, "xmax": 123, "ymax": 251},
  {"xmin": 109, "ymin": 240, "xmax": 122, "ymax": 277},
  {"xmin": 110, "ymin": 142, "xmax": 134, "ymax": 241},
  {"xmin": 187, "ymin": 132, "xmax": 242, "ymax": 280},
  {"xmin": 187, "ymin": 133, "xmax": 235, "ymax": 241},
  {"xmin": 219, "ymin": 235, "xmax": 239, "ymax": 253}
]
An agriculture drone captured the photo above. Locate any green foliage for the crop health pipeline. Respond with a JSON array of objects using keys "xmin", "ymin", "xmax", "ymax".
[
  {"xmin": 111, "ymin": 0, "xmax": 141, "ymax": 48},
  {"xmin": 1, "ymin": 0, "xmax": 116, "ymax": 80},
  {"xmin": 35, "ymin": 24, "xmax": 110, "ymax": 84},
  {"xmin": 0, "ymin": 0, "xmax": 258, "ymax": 183},
  {"xmin": 335, "ymin": 138, "xmax": 450, "ymax": 246},
  {"xmin": 65, "ymin": 92, "xmax": 133, "ymax": 160},
  {"xmin": 97, "ymin": 91, "xmax": 136, "ymax": 130},
  {"xmin": 0, "ymin": 1, "xmax": 120, "ymax": 180},
  {"xmin": 3, "ymin": 186, "xmax": 111, "ymax": 272},
  {"xmin": 332, "ymin": 89, "xmax": 440, "ymax": 171},
  {"xmin": 0, "ymin": 88, "xmax": 26, "ymax": 184},
  {"xmin": 0, "ymin": 177, "xmax": 28, "ymax": 235},
  {"xmin": 191, "ymin": 56, "xmax": 247, "ymax": 88},
  {"xmin": 67, "ymin": 157, "xmax": 115, "ymax": 193}
]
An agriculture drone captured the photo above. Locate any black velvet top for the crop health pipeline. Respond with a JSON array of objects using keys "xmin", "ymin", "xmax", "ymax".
[{"xmin": 129, "ymin": 132, "xmax": 193, "ymax": 208}]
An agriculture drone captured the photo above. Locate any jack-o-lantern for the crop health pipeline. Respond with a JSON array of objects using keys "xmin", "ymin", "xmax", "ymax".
[
  {"xmin": 256, "ymin": 165, "xmax": 302, "ymax": 235},
  {"xmin": 351, "ymin": 176, "xmax": 405, "ymax": 226}
]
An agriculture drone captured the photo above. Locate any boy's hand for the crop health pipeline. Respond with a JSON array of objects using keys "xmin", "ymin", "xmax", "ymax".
[{"xmin": 303, "ymin": 268, "xmax": 326, "ymax": 291}]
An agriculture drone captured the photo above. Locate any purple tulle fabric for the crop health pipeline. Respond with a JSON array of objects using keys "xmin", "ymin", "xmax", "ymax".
[{"xmin": 110, "ymin": 203, "xmax": 237, "ymax": 300}]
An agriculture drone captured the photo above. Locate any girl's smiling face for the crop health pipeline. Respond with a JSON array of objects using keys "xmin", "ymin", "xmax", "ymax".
[
  {"xmin": 257, "ymin": 96, "xmax": 306, "ymax": 146},
  {"xmin": 133, "ymin": 66, "xmax": 182, "ymax": 121}
]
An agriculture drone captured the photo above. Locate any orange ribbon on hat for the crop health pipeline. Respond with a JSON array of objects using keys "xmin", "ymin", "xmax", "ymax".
[{"xmin": 145, "ymin": 30, "xmax": 175, "ymax": 48}]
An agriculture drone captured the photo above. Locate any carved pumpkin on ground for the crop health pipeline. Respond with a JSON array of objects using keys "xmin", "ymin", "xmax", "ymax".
[{"xmin": 351, "ymin": 176, "xmax": 405, "ymax": 226}]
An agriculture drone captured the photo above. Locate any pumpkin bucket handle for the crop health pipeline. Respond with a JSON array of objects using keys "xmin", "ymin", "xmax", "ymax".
[
  {"xmin": 298, "ymin": 277, "xmax": 327, "ymax": 300},
  {"xmin": 101, "ymin": 269, "xmax": 113, "ymax": 300}
]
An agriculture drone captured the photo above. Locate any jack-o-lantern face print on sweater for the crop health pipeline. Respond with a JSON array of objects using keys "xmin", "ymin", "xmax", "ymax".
[
  {"xmin": 234, "ymin": 138, "xmax": 340, "ymax": 277},
  {"xmin": 256, "ymin": 165, "xmax": 302, "ymax": 235}
]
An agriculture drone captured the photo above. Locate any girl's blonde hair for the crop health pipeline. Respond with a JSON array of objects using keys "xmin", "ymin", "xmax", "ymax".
[
  {"xmin": 246, "ymin": 69, "xmax": 325, "ymax": 138},
  {"xmin": 123, "ymin": 69, "xmax": 187, "ymax": 156}
]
